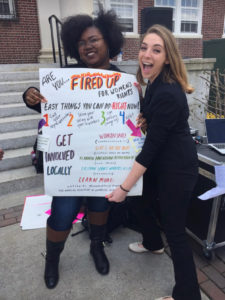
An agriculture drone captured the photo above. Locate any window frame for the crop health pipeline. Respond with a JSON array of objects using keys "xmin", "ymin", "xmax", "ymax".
[
  {"xmin": 154, "ymin": 0, "xmax": 203, "ymax": 38},
  {"xmin": 0, "ymin": 0, "xmax": 16, "ymax": 20},
  {"xmin": 93, "ymin": 0, "xmax": 138, "ymax": 35}
]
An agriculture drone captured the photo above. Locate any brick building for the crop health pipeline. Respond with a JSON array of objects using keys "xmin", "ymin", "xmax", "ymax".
[
  {"xmin": 0, "ymin": 0, "xmax": 40, "ymax": 64},
  {"xmin": 0, "ymin": 0, "xmax": 225, "ymax": 64}
]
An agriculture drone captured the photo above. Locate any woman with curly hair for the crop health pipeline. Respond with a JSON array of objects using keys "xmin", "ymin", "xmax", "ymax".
[{"xmin": 23, "ymin": 8, "xmax": 124, "ymax": 289}]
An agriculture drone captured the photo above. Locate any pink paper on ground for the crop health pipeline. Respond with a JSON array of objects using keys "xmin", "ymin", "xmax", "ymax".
[{"xmin": 45, "ymin": 210, "xmax": 84, "ymax": 224}]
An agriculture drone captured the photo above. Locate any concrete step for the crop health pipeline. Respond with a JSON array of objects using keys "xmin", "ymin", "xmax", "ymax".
[
  {"xmin": 0, "ymin": 147, "xmax": 33, "ymax": 171},
  {"xmin": 0, "ymin": 65, "xmax": 48, "ymax": 202},
  {"xmin": 0, "ymin": 186, "xmax": 45, "ymax": 210},
  {"xmin": 0, "ymin": 80, "xmax": 39, "ymax": 93},
  {"xmin": 0, "ymin": 63, "xmax": 59, "ymax": 72},
  {"xmin": 0, "ymin": 166, "xmax": 44, "ymax": 196},
  {"xmin": 0, "ymin": 129, "xmax": 37, "ymax": 150},
  {"xmin": 0, "ymin": 70, "xmax": 39, "ymax": 82},
  {"xmin": 0, "ymin": 92, "xmax": 23, "ymax": 104},
  {"xmin": 0, "ymin": 114, "xmax": 40, "ymax": 133},
  {"xmin": 0, "ymin": 103, "xmax": 39, "ymax": 118}
]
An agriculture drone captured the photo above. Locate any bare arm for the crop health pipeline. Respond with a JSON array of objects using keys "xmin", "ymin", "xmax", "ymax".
[
  {"xmin": 106, "ymin": 161, "xmax": 147, "ymax": 203},
  {"xmin": 136, "ymin": 113, "xmax": 147, "ymax": 133},
  {"xmin": 24, "ymin": 87, "xmax": 47, "ymax": 106},
  {"xmin": 0, "ymin": 149, "xmax": 4, "ymax": 160}
]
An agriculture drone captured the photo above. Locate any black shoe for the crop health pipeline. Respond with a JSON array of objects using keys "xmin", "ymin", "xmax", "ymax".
[
  {"xmin": 90, "ymin": 240, "xmax": 110, "ymax": 275},
  {"xmin": 44, "ymin": 259, "xmax": 59, "ymax": 289},
  {"xmin": 44, "ymin": 239, "xmax": 65, "ymax": 289}
]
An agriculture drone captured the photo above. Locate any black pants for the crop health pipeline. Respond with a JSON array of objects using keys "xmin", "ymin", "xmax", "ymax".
[{"xmin": 136, "ymin": 169, "xmax": 201, "ymax": 300}]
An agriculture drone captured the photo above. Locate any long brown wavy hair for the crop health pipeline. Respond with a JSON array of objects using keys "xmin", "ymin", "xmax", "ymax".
[{"xmin": 137, "ymin": 24, "xmax": 194, "ymax": 94}]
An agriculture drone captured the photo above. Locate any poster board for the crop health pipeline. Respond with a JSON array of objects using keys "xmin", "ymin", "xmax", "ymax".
[{"xmin": 39, "ymin": 68, "xmax": 145, "ymax": 196}]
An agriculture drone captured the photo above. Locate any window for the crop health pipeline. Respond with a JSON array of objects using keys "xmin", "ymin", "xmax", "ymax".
[
  {"xmin": 155, "ymin": 0, "xmax": 203, "ymax": 36},
  {"xmin": 180, "ymin": 0, "xmax": 199, "ymax": 33},
  {"xmin": 0, "ymin": 0, "xmax": 16, "ymax": 19},
  {"xmin": 93, "ymin": 0, "xmax": 138, "ymax": 34}
]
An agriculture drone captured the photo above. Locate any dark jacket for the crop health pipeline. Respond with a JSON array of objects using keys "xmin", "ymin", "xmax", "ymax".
[
  {"xmin": 136, "ymin": 73, "xmax": 198, "ymax": 174},
  {"xmin": 23, "ymin": 63, "xmax": 121, "ymax": 113}
]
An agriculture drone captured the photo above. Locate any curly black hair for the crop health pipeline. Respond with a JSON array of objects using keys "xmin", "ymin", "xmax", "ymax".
[{"xmin": 61, "ymin": 8, "xmax": 124, "ymax": 62}]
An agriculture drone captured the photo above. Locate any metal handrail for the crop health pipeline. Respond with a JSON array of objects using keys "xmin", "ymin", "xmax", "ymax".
[{"xmin": 48, "ymin": 14, "xmax": 68, "ymax": 67}]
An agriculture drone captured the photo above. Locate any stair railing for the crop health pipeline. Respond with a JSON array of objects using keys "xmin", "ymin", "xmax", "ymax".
[{"xmin": 48, "ymin": 14, "xmax": 68, "ymax": 67}]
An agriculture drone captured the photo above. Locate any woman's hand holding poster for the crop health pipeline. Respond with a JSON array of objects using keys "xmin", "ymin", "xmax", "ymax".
[{"xmin": 39, "ymin": 68, "xmax": 145, "ymax": 196}]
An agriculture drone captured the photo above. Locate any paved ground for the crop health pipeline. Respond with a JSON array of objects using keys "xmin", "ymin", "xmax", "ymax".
[
  {"xmin": 0, "ymin": 203, "xmax": 215, "ymax": 300},
  {"xmin": 1, "ymin": 220, "xmax": 175, "ymax": 300}
]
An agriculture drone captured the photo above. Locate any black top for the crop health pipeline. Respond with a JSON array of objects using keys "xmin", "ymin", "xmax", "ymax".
[
  {"xmin": 136, "ymin": 73, "xmax": 198, "ymax": 173},
  {"xmin": 23, "ymin": 63, "xmax": 122, "ymax": 113}
]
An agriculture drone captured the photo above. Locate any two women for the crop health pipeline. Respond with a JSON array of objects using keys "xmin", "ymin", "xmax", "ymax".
[
  {"xmin": 23, "ymin": 9, "xmax": 124, "ymax": 289},
  {"xmin": 107, "ymin": 25, "xmax": 201, "ymax": 300},
  {"xmin": 24, "ymin": 8, "xmax": 201, "ymax": 298}
]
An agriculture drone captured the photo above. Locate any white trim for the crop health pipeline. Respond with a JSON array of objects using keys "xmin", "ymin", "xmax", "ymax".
[
  {"xmin": 198, "ymin": 0, "xmax": 203, "ymax": 37},
  {"xmin": 123, "ymin": 33, "xmax": 139, "ymax": 38},
  {"xmin": 132, "ymin": 0, "xmax": 138, "ymax": 34},
  {"xmin": 174, "ymin": 34, "xmax": 203, "ymax": 39}
]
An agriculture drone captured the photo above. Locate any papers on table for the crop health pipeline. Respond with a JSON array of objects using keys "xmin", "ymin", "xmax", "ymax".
[
  {"xmin": 20, "ymin": 195, "xmax": 84, "ymax": 230},
  {"xmin": 198, "ymin": 165, "xmax": 225, "ymax": 200}
]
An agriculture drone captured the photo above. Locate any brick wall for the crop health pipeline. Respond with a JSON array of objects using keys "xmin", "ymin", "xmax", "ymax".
[
  {"xmin": 177, "ymin": 38, "xmax": 202, "ymax": 58},
  {"xmin": 0, "ymin": 0, "xmax": 41, "ymax": 64},
  {"xmin": 202, "ymin": 0, "xmax": 225, "ymax": 40},
  {"xmin": 123, "ymin": 38, "xmax": 140, "ymax": 60}
]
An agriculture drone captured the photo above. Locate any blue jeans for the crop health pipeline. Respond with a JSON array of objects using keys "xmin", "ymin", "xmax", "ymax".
[{"xmin": 47, "ymin": 196, "xmax": 109, "ymax": 231}]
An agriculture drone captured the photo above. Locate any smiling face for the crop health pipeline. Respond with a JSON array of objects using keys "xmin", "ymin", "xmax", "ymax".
[
  {"xmin": 138, "ymin": 33, "xmax": 168, "ymax": 83},
  {"xmin": 78, "ymin": 26, "xmax": 110, "ymax": 70}
]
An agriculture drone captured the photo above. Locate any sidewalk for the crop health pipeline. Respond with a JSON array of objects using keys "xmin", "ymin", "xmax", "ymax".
[{"xmin": 0, "ymin": 205, "xmax": 220, "ymax": 300}]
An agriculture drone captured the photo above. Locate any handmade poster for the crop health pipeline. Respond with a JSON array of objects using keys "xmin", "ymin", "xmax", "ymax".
[{"xmin": 39, "ymin": 68, "xmax": 145, "ymax": 196}]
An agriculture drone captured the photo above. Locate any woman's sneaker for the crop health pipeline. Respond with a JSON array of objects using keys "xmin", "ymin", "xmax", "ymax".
[{"xmin": 128, "ymin": 242, "xmax": 164, "ymax": 254}]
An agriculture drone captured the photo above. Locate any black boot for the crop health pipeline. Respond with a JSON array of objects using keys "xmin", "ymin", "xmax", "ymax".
[
  {"xmin": 89, "ymin": 224, "xmax": 110, "ymax": 275},
  {"xmin": 44, "ymin": 239, "xmax": 65, "ymax": 289}
]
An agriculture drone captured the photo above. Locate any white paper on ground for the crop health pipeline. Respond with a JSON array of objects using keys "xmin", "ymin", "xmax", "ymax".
[{"xmin": 20, "ymin": 195, "xmax": 52, "ymax": 230}]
